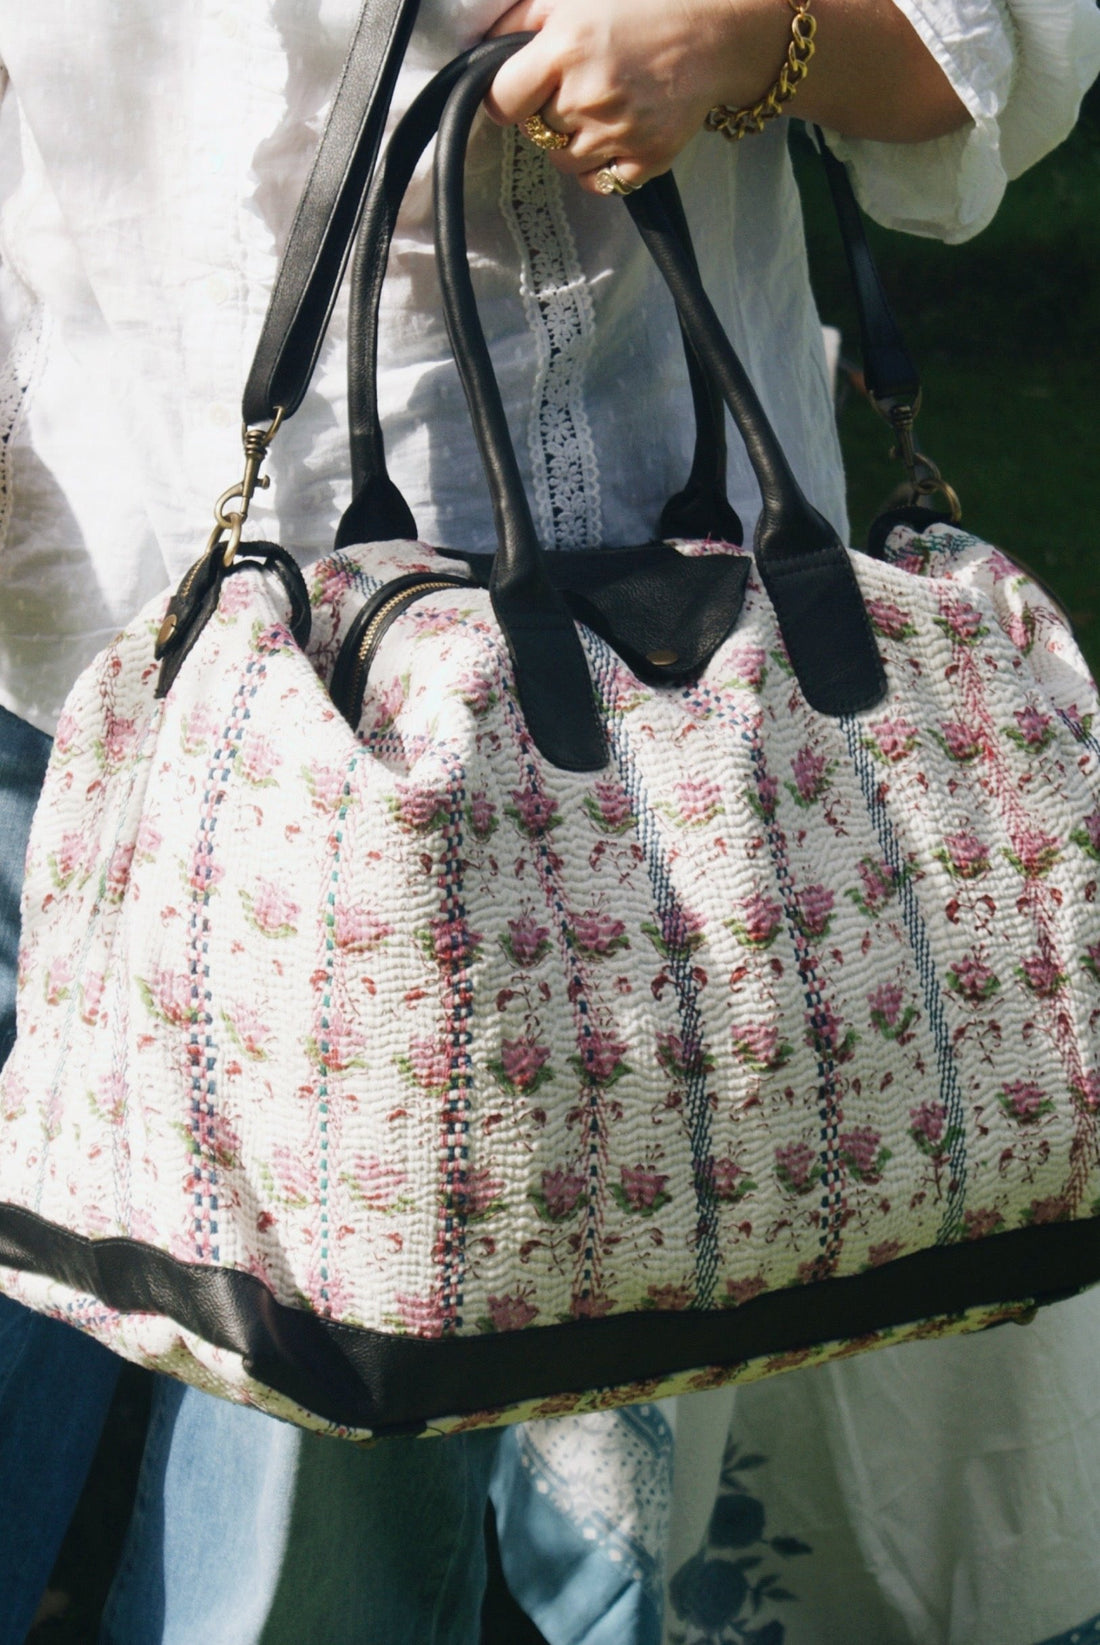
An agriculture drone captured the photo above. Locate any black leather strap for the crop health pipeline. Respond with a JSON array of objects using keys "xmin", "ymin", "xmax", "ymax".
[
  {"xmin": 241, "ymin": 0, "xmax": 421, "ymax": 425},
  {"xmin": 339, "ymin": 47, "xmax": 476, "ymax": 548},
  {"xmin": 815, "ymin": 131, "xmax": 921, "ymax": 410},
  {"xmin": 339, "ymin": 57, "xmax": 741, "ymax": 551}
]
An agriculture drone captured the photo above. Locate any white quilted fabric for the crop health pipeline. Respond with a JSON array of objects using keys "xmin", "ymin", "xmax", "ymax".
[{"xmin": 0, "ymin": 519, "xmax": 1097, "ymax": 1435}]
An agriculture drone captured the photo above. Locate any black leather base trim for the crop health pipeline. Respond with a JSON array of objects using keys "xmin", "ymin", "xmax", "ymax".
[{"xmin": 2, "ymin": 1203, "xmax": 1097, "ymax": 1435}]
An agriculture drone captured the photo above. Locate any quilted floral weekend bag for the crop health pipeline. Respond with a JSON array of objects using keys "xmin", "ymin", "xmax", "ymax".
[{"xmin": 0, "ymin": 39, "xmax": 1098, "ymax": 1441}]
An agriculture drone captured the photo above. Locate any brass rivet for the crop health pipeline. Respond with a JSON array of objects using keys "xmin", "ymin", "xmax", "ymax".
[
  {"xmin": 646, "ymin": 648, "xmax": 678, "ymax": 667},
  {"xmin": 156, "ymin": 612, "xmax": 179, "ymax": 652}
]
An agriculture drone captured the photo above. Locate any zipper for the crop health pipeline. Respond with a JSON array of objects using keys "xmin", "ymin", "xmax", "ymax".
[{"xmin": 332, "ymin": 572, "xmax": 471, "ymax": 728}]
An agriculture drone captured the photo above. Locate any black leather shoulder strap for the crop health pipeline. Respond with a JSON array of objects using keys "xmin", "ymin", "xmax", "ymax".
[
  {"xmin": 815, "ymin": 131, "xmax": 921, "ymax": 410},
  {"xmin": 241, "ymin": 0, "xmax": 420, "ymax": 425}
]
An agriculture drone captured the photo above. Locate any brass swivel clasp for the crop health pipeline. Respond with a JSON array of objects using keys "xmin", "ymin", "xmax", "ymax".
[
  {"xmin": 873, "ymin": 393, "xmax": 962, "ymax": 523},
  {"xmin": 206, "ymin": 407, "xmax": 285, "ymax": 567}
]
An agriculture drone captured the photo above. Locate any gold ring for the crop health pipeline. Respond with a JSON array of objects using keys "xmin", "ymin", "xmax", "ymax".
[
  {"xmin": 594, "ymin": 163, "xmax": 639, "ymax": 197},
  {"xmin": 522, "ymin": 112, "xmax": 571, "ymax": 152}
]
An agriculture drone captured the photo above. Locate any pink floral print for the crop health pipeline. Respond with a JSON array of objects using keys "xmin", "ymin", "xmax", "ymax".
[
  {"xmin": 788, "ymin": 745, "xmax": 831, "ymax": 805},
  {"xmin": 535, "ymin": 1167, "xmax": 587, "ymax": 1223},
  {"xmin": 241, "ymin": 880, "xmax": 300, "ymax": 938},
  {"xmin": 502, "ymin": 915, "xmax": 551, "ymax": 968},
  {"xmin": 2, "ymin": 518, "xmax": 1098, "ymax": 1438},
  {"xmin": 613, "ymin": 1164, "xmax": 671, "ymax": 1215}
]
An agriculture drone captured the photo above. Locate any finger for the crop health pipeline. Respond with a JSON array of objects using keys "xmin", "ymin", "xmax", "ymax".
[
  {"xmin": 574, "ymin": 157, "xmax": 662, "ymax": 198},
  {"xmin": 547, "ymin": 126, "xmax": 630, "ymax": 170},
  {"xmin": 486, "ymin": 0, "xmax": 549, "ymax": 39},
  {"xmin": 483, "ymin": 32, "xmax": 560, "ymax": 126}
]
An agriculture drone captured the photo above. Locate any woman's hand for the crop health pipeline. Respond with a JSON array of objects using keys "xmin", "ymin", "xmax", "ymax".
[
  {"xmin": 485, "ymin": 0, "xmax": 970, "ymax": 195},
  {"xmin": 486, "ymin": 0, "xmax": 791, "ymax": 193}
]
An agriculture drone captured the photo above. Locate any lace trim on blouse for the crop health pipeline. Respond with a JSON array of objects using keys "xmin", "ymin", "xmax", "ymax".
[{"xmin": 500, "ymin": 125, "xmax": 602, "ymax": 551}]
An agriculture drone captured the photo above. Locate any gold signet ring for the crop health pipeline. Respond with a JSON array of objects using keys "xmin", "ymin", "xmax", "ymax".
[
  {"xmin": 594, "ymin": 163, "xmax": 639, "ymax": 197},
  {"xmin": 522, "ymin": 112, "xmax": 571, "ymax": 152}
]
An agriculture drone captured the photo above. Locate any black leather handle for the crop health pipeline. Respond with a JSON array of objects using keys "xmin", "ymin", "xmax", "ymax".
[
  {"xmin": 435, "ymin": 40, "xmax": 608, "ymax": 771},
  {"xmin": 236, "ymin": 10, "xmax": 888, "ymax": 730},
  {"xmin": 650, "ymin": 174, "xmax": 745, "ymax": 546},
  {"xmin": 241, "ymin": 0, "xmax": 421, "ymax": 425},
  {"xmin": 430, "ymin": 43, "xmax": 884, "ymax": 719},
  {"xmin": 623, "ymin": 184, "xmax": 886, "ymax": 714},
  {"xmin": 338, "ymin": 46, "xmax": 740, "ymax": 552}
]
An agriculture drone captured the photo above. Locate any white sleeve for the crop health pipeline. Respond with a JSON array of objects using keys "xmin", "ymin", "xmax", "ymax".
[{"xmin": 819, "ymin": 0, "xmax": 1100, "ymax": 243}]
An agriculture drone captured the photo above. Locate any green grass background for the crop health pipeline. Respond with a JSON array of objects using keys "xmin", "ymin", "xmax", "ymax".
[{"xmin": 795, "ymin": 88, "xmax": 1100, "ymax": 678}]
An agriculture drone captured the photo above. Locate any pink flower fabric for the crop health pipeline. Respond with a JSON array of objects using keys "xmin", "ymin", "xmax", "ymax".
[
  {"xmin": 487, "ymin": 1293, "xmax": 538, "ymax": 1331},
  {"xmin": 618, "ymin": 1164, "xmax": 670, "ymax": 1212},
  {"xmin": 775, "ymin": 1141, "xmax": 818, "ymax": 1194},
  {"xmin": 798, "ymin": 883, "xmax": 834, "ymax": 938},
  {"xmin": 790, "ymin": 746, "xmax": 829, "ymax": 803},
  {"xmin": 869, "ymin": 716, "xmax": 919, "ymax": 763},
  {"xmin": 245, "ymin": 880, "xmax": 300, "ymax": 936},
  {"xmin": 839, "ymin": 1126, "xmax": 885, "ymax": 1178},
  {"xmin": 499, "ymin": 1038, "xmax": 551, "ymax": 1092},
  {"xmin": 539, "ymin": 1168, "xmax": 586, "ymax": 1221},
  {"xmin": 942, "ymin": 830, "xmax": 989, "ymax": 878},
  {"xmin": 587, "ymin": 782, "xmax": 633, "ymax": 830},
  {"xmin": 508, "ymin": 788, "xmax": 560, "ymax": 836},
  {"xmin": 505, "ymin": 915, "xmax": 551, "ymax": 967},
  {"xmin": 674, "ymin": 777, "xmax": 722, "ymax": 825},
  {"xmin": 909, "ymin": 1101, "xmax": 946, "ymax": 1148},
  {"xmin": 348, "ymin": 1156, "xmax": 408, "ymax": 1211},
  {"xmin": 334, "ymin": 905, "xmax": 393, "ymax": 952},
  {"xmin": 573, "ymin": 910, "xmax": 627, "ymax": 956},
  {"xmin": 938, "ymin": 721, "xmax": 982, "ymax": 762}
]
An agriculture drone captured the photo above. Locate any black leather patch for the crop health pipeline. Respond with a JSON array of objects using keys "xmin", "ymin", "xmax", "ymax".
[
  {"xmin": 335, "ymin": 471, "xmax": 418, "ymax": 550},
  {"xmin": 1, "ymin": 1199, "xmax": 1095, "ymax": 1436},
  {"xmin": 447, "ymin": 543, "xmax": 750, "ymax": 685},
  {"xmin": 658, "ymin": 479, "xmax": 743, "ymax": 549},
  {"xmin": 491, "ymin": 595, "xmax": 608, "ymax": 773},
  {"xmin": 154, "ymin": 542, "xmax": 311, "ymax": 701},
  {"xmin": 153, "ymin": 544, "xmax": 227, "ymax": 701}
]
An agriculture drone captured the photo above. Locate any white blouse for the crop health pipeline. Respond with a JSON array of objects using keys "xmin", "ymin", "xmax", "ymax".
[
  {"xmin": 4, "ymin": 12, "xmax": 1100, "ymax": 1643},
  {"xmin": 0, "ymin": 0, "xmax": 1094, "ymax": 739}
]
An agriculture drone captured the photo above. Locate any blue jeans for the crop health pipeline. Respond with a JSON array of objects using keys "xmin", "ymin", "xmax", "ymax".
[
  {"xmin": 0, "ymin": 707, "xmax": 125, "ymax": 1645},
  {"xmin": 0, "ymin": 703, "xmax": 500, "ymax": 1643},
  {"xmin": 101, "ymin": 1384, "xmax": 500, "ymax": 1644}
]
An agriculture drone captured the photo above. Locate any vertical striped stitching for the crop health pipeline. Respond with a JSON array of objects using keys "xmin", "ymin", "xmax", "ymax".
[
  {"xmin": 588, "ymin": 637, "xmax": 720, "ymax": 1308},
  {"xmin": 690, "ymin": 680, "xmax": 850, "ymax": 1272},
  {"xmin": 842, "ymin": 714, "xmax": 968, "ymax": 1241},
  {"xmin": 186, "ymin": 652, "xmax": 267, "ymax": 1261},
  {"xmin": 433, "ymin": 753, "xmax": 474, "ymax": 1333}
]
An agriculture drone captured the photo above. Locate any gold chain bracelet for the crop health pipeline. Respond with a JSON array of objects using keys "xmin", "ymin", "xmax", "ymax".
[{"xmin": 705, "ymin": 0, "xmax": 816, "ymax": 141}]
